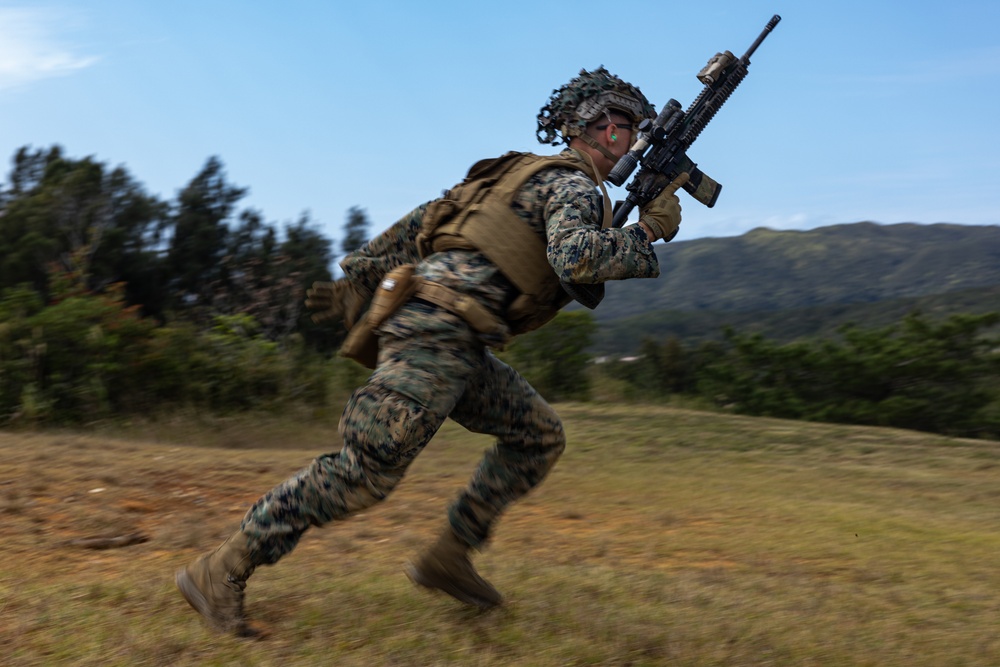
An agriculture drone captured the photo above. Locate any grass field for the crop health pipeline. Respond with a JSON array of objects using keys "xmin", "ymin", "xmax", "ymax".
[{"xmin": 1, "ymin": 403, "xmax": 998, "ymax": 666}]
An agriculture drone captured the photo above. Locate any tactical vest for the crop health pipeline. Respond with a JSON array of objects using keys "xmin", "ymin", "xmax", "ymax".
[{"xmin": 416, "ymin": 150, "xmax": 607, "ymax": 335}]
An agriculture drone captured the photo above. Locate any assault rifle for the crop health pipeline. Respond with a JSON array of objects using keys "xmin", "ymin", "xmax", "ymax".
[{"xmin": 564, "ymin": 14, "xmax": 781, "ymax": 309}]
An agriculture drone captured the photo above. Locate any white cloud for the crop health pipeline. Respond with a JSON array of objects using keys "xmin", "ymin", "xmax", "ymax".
[{"xmin": 0, "ymin": 7, "xmax": 99, "ymax": 90}]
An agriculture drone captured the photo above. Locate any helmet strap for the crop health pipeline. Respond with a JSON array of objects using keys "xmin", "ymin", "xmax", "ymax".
[{"xmin": 578, "ymin": 132, "xmax": 619, "ymax": 163}]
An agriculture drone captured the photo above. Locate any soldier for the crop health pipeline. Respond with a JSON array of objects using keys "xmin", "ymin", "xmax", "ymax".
[{"xmin": 175, "ymin": 67, "xmax": 688, "ymax": 636}]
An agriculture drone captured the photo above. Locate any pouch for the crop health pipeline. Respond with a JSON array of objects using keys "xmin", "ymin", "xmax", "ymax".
[{"xmin": 340, "ymin": 264, "xmax": 422, "ymax": 369}]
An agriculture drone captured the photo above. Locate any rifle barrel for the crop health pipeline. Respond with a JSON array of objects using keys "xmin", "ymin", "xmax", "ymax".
[{"xmin": 741, "ymin": 14, "xmax": 781, "ymax": 62}]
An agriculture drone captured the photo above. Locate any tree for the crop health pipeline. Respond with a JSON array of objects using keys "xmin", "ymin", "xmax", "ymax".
[
  {"xmin": 0, "ymin": 263, "xmax": 157, "ymax": 422},
  {"xmin": 0, "ymin": 146, "xmax": 168, "ymax": 312},
  {"xmin": 506, "ymin": 311, "xmax": 597, "ymax": 401},
  {"xmin": 166, "ymin": 156, "xmax": 246, "ymax": 314},
  {"xmin": 699, "ymin": 312, "xmax": 1000, "ymax": 437},
  {"xmin": 282, "ymin": 212, "xmax": 336, "ymax": 286},
  {"xmin": 341, "ymin": 206, "xmax": 370, "ymax": 256}
]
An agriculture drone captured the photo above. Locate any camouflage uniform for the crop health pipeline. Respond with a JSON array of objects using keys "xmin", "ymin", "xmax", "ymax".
[{"xmin": 239, "ymin": 148, "xmax": 660, "ymax": 565}]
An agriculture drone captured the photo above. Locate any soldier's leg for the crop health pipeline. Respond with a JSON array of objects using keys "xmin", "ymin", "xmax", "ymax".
[
  {"xmin": 405, "ymin": 352, "xmax": 563, "ymax": 607},
  {"xmin": 177, "ymin": 302, "xmax": 481, "ymax": 631},
  {"xmin": 176, "ymin": 381, "xmax": 453, "ymax": 634},
  {"xmin": 240, "ymin": 382, "xmax": 445, "ymax": 564},
  {"xmin": 447, "ymin": 351, "xmax": 566, "ymax": 548},
  {"xmin": 242, "ymin": 309, "xmax": 480, "ymax": 565}
]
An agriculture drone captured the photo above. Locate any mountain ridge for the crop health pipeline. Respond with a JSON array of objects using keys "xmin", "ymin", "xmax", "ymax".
[
  {"xmin": 578, "ymin": 221, "xmax": 1000, "ymax": 354},
  {"xmin": 588, "ymin": 221, "xmax": 1000, "ymax": 321}
]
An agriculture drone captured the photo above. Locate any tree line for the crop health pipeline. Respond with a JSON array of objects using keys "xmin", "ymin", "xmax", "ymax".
[
  {"xmin": 595, "ymin": 313, "xmax": 1000, "ymax": 439},
  {"xmin": 0, "ymin": 145, "xmax": 369, "ymax": 422},
  {"xmin": 0, "ymin": 146, "xmax": 360, "ymax": 327},
  {"xmin": 2, "ymin": 146, "xmax": 998, "ymax": 439}
]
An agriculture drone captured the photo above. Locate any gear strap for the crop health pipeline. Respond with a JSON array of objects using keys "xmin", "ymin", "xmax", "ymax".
[
  {"xmin": 417, "ymin": 149, "xmax": 612, "ymax": 334},
  {"xmin": 574, "ymin": 146, "xmax": 614, "ymax": 230},
  {"xmin": 414, "ymin": 281, "xmax": 508, "ymax": 340},
  {"xmin": 578, "ymin": 132, "xmax": 618, "ymax": 165}
]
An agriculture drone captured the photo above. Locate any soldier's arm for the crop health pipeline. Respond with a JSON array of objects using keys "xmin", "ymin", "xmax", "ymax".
[
  {"xmin": 340, "ymin": 202, "xmax": 430, "ymax": 297},
  {"xmin": 540, "ymin": 170, "xmax": 660, "ymax": 285}
]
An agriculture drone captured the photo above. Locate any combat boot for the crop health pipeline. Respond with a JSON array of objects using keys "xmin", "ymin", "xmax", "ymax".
[
  {"xmin": 175, "ymin": 530, "xmax": 259, "ymax": 636},
  {"xmin": 405, "ymin": 526, "xmax": 503, "ymax": 608}
]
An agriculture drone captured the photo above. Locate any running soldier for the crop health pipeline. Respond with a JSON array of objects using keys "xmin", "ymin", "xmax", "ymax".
[{"xmin": 175, "ymin": 67, "xmax": 688, "ymax": 636}]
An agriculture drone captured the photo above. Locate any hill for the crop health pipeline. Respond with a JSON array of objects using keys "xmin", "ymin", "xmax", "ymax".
[
  {"xmin": 580, "ymin": 222, "xmax": 1000, "ymax": 352},
  {"xmin": 591, "ymin": 284, "xmax": 1000, "ymax": 355},
  {"xmin": 590, "ymin": 222, "xmax": 1000, "ymax": 320}
]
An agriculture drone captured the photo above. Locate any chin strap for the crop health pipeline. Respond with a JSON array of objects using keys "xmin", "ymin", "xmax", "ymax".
[{"xmin": 577, "ymin": 132, "xmax": 619, "ymax": 164}]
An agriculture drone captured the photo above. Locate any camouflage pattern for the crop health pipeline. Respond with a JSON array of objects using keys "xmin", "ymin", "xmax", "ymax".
[
  {"xmin": 415, "ymin": 148, "xmax": 660, "ymax": 327},
  {"xmin": 537, "ymin": 67, "xmax": 656, "ymax": 145},
  {"xmin": 239, "ymin": 149, "xmax": 660, "ymax": 565},
  {"xmin": 339, "ymin": 203, "xmax": 428, "ymax": 299},
  {"xmin": 241, "ymin": 301, "xmax": 565, "ymax": 562}
]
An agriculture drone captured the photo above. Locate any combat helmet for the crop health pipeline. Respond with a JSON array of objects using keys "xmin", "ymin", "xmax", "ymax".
[{"xmin": 536, "ymin": 67, "xmax": 655, "ymax": 146}]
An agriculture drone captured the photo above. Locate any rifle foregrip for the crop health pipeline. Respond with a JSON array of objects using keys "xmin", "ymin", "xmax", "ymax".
[{"xmin": 683, "ymin": 167, "xmax": 722, "ymax": 208}]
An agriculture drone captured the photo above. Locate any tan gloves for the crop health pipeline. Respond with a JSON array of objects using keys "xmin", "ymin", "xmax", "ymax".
[
  {"xmin": 639, "ymin": 172, "xmax": 690, "ymax": 242},
  {"xmin": 304, "ymin": 279, "xmax": 369, "ymax": 328}
]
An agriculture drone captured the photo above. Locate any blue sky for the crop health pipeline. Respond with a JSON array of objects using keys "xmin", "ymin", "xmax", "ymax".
[{"xmin": 2, "ymin": 1, "xmax": 999, "ymax": 252}]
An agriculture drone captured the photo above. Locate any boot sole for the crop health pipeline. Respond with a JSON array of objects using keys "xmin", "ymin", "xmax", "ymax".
[{"xmin": 404, "ymin": 562, "xmax": 502, "ymax": 609}]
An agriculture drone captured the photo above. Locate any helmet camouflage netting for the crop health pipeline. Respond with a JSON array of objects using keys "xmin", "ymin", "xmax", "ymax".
[{"xmin": 536, "ymin": 67, "xmax": 656, "ymax": 146}]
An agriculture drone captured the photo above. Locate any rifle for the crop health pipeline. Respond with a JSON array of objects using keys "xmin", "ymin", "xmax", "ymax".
[{"xmin": 564, "ymin": 14, "xmax": 782, "ymax": 309}]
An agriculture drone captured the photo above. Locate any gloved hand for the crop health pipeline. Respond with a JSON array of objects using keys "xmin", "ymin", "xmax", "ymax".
[
  {"xmin": 639, "ymin": 172, "xmax": 690, "ymax": 242},
  {"xmin": 305, "ymin": 279, "xmax": 368, "ymax": 327}
]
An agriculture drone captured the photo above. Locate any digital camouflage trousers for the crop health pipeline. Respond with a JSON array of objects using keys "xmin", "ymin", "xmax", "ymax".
[{"xmin": 240, "ymin": 301, "xmax": 566, "ymax": 566}]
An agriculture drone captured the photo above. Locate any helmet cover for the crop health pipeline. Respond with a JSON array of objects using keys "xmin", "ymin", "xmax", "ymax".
[{"xmin": 536, "ymin": 67, "xmax": 655, "ymax": 145}]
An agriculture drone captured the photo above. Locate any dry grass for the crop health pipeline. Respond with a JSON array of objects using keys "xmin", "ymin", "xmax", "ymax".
[{"xmin": 1, "ymin": 403, "xmax": 998, "ymax": 665}]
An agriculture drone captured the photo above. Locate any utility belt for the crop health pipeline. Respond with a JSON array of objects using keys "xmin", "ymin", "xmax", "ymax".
[{"xmin": 340, "ymin": 264, "xmax": 508, "ymax": 369}]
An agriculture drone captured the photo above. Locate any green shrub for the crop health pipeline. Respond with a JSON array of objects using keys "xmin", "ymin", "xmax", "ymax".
[{"xmin": 0, "ymin": 280, "xmax": 340, "ymax": 424}]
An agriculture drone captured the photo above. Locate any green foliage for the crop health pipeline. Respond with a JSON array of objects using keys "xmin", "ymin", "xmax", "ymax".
[
  {"xmin": 280, "ymin": 214, "xmax": 338, "ymax": 352},
  {"xmin": 0, "ymin": 146, "xmax": 352, "ymax": 424},
  {"xmin": 601, "ymin": 335, "xmax": 713, "ymax": 401},
  {"xmin": 0, "ymin": 285, "xmax": 45, "ymax": 420},
  {"xmin": 281, "ymin": 213, "xmax": 336, "ymax": 286},
  {"xmin": 0, "ymin": 272, "xmax": 337, "ymax": 424},
  {"xmin": 599, "ymin": 312, "xmax": 1000, "ymax": 438},
  {"xmin": 166, "ymin": 156, "xmax": 248, "ymax": 313},
  {"xmin": 0, "ymin": 273, "xmax": 156, "ymax": 422},
  {"xmin": 4, "ymin": 144, "xmax": 999, "ymax": 441},
  {"xmin": 0, "ymin": 146, "xmax": 169, "ymax": 307},
  {"xmin": 592, "ymin": 285, "xmax": 1000, "ymax": 356},
  {"xmin": 700, "ymin": 312, "xmax": 1000, "ymax": 437},
  {"xmin": 505, "ymin": 311, "xmax": 597, "ymax": 401},
  {"xmin": 143, "ymin": 313, "xmax": 334, "ymax": 414},
  {"xmin": 1, "ymin": 146, "xmax": 337, "ymax": 336}
]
